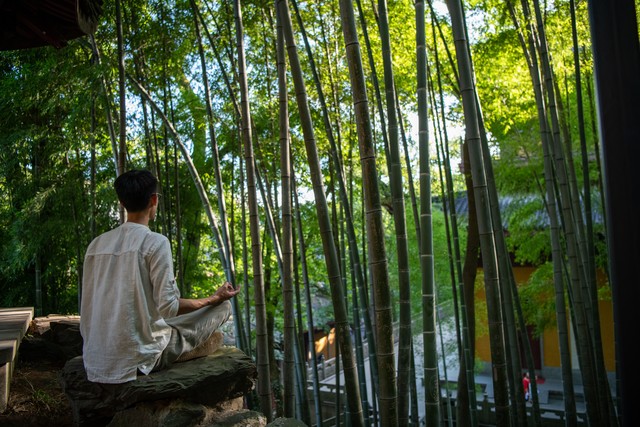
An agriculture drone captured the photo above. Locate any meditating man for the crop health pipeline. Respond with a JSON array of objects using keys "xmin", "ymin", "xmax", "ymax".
[{"xmin": 80, "ymin": 169, "xmax": 240, "ymax": 383}]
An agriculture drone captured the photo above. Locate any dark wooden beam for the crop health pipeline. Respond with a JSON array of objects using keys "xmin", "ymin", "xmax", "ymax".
[
  {"xmin": 0, "ymin": 0, "xmax": 102, "ymax": 51},
  {"xmin": 588, "ymin": 1, "xmax": 640, "ymax": 426}
]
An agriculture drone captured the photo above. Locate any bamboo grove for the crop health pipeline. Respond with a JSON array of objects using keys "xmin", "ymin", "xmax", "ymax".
[{"xmin": 0, "ymin": 0, "xmax": 620, "ymax": 426}]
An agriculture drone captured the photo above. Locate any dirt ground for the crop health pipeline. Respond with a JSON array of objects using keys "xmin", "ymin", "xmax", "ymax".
[{"xmin": 0, "ymin": 358, "xmax": 73, "ymax": 427}]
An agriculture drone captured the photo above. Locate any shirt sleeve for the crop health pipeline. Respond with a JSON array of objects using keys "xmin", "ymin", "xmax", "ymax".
[{"xmin": 148, "ymin": 235, "xmax": 180, "ymax": 318}]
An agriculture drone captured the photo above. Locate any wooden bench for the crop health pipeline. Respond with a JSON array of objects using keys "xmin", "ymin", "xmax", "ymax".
[{"xmin": 0, "ymin": 307, "xmax": 34, "ymax": 413}]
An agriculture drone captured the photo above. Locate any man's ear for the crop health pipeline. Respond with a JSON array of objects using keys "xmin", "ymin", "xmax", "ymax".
[{"xmin": 149, "ymin": 194, "xmax": 159, "ymax": 208}]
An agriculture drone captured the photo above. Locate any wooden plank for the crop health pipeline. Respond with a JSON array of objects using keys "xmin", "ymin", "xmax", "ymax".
[
  {"xmin": 0, "ymin": 307, "xmax": 34, "ymax": 314},
  {"xmin": 0, "ymin": 307, "xmax": 33, "ymax": 337},
  {"xmin": 0, "ymin": 331, "xmax": 21, "ymax": 381},
  {"xmin": 0, "ymin": 340, "xmax": 16, "ymax": 365},
  {"xmin": 0, "ymin": 330, "xmax": 22, "ymax": 341},
  {"xmin": 0, "ymin": 362, "xmax": 7, "ymax": 413},
  {"xmin": 0, "ymin": 307, "xmax": 34, "ymax": 414}
]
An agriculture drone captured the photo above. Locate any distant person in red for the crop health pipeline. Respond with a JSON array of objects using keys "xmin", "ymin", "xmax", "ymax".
[{"xmin": 523, "ymin": 372, "xmax": 531, "ymax": 401}]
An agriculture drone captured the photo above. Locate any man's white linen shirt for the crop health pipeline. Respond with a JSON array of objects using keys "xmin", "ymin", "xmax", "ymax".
[{"xmin": 80, "ymin": 222, "xmax": 180, "ymax": 383}]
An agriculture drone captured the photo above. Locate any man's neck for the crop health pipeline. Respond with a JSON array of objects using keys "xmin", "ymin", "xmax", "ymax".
[{"xmin": 125, "ymin": 210, "xmax": 150, "ymax": 226}]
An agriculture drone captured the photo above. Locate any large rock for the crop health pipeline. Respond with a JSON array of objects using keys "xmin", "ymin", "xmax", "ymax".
[
  {"xmin": 20, "ymin": 316, "xmax": 83, "ymax": 363},
  {"xmin": 107, "ymin": 397, "xmax": 266, "ymax": 427},
  {"xmin": 267, "ymin": 418, "xmax": 309, "ymax": 427},
  {"xmin": 59, "ymin": 347, "xmax": 257, "ymax": 426}
]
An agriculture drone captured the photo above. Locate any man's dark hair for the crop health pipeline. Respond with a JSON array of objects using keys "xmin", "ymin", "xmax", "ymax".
[{"xmin": 114, "ymin": 169, "xmax": 158, "ymax": 213}]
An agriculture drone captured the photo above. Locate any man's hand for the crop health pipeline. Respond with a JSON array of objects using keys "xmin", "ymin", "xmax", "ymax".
[
  {"xmin": 177, "ymin": 281, "xmax": 240, "ymax": 315},
  {"xmin": 213, "ymin": 281, "xmax": 240, "ymax": 302}
]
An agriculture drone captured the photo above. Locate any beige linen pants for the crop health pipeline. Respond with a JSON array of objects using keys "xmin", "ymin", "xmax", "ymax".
[{"xmin": 153, "ymin": 300, "xmax": 232, "ymax": 370}]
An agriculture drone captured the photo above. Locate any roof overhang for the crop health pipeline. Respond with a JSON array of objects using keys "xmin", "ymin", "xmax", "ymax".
[{"xmin": 1, "ymin": 0, "xmax": 103, "ymax": 51}]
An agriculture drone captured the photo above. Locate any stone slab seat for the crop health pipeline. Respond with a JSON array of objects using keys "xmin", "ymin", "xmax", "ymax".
[{"xmin": 59, "ymin": 346, "xmax": 257, "ymax": 427}]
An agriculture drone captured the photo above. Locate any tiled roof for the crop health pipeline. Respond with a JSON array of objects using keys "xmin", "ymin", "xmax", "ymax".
[{"xmin": 440, "ymin": 193, "xmax": 604, "ymax": 229}]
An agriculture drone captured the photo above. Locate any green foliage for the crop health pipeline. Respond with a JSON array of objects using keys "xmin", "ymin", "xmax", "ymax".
[
  {"xmin": 430, "ymin": 202, "xmax": 459, "ymax": 303},
  {"xmin": 384, "ymin": 196, "xmax": 458, "ymax": 321},
  {"xmin": 475, "ymin": 29, "xmax": 538, "ymax": 143},
  {"xmin": 502, "ymin": 195, "xmax": 551, "ymax": 266},
  {"xmin": 0, "ymin": 44, "xmax": 102, "ymax": 314},
  {"xmin": 0, "ymin": 0, "xmax": 605, "ymax": 378},
  {"xmin": 519, "ymin": 262, "xmax": 558, "ymax": 337}
]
